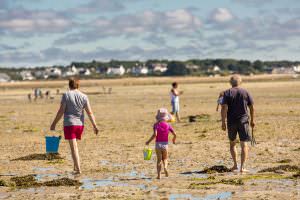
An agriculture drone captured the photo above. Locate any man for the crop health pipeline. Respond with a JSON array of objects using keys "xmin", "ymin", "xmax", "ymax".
[{"xmin": 221, "ymin": 75, "xmax": 255, "ymax": 173}]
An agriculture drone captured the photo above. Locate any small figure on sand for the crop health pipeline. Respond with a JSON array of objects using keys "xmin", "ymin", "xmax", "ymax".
[
  {"xmin": 170, "ymin": 82, "xmax": 183, "ymax": 122},
  {"xmin": 216, "ymin": 91, "xmax": 224, "ymax": 112},
  {"xmin": 34, "ymin": 88, "xmax": 39, "ymax": 101},
  {"xmin": 50, "ymin": 78, "xmax": 99, "ymax": 174},
  {"xmin": 146, "ymin": 108, "xmax": 177, "ymax": 179},
  {"xmin": 27, "ymin": 93, "xmax": 32, "ymax": 102},
  {"xmin": 45, "ymin": 90, "xmax": 50, "ymax": 99},
  {"xmin": 220, "ymin": 75, "xmax": 255, "ymax": 173}
]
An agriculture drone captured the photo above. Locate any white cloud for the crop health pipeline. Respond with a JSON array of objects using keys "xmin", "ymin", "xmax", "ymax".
[
  {"xmin": 54, "ymin": 9, "xmax": 202, "ymax": 44},
  {"xmin": 209, "ymin": 8, "xmax": 234, "ymax": 23},
  {"xmin": 0, "ymin": 9, "xmax": 74, "ymax": 35}
]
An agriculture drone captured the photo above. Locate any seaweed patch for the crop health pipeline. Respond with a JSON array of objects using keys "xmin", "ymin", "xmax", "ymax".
[
  {"xmin": 258, "ymin": 165, "xmax": 300, "ymax": 173},
  {"xmin": 12, "ymin": 153, "xmax": 64, "ymax": 161}
]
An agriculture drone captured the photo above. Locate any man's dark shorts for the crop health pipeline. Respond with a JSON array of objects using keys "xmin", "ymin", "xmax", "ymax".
[{"xmin": 227, "ymin": 120, "xmax": 251, "ymax": 142}]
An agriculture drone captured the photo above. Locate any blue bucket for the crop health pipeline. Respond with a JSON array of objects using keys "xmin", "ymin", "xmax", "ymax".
[{"xmin": 45, "ymin": 136, "xmax": 61, "ymax": 153}]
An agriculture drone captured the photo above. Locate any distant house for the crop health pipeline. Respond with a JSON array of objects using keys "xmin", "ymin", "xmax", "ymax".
[
  {"xmin": 293, "ymin": 65, "xmax": 300, "ymax": 73},
  {"xmin": 96, "ymin": 66, "xmax": 107, "ymax": 74},
  {"xmin": 131, "ymin": 64, "xmax": 149, "ymax": 75},
  {"xmin": 46, "ymin": 68, "xmax": 62, "ymax": 78},
  {"xmin": 152, "ymin": 63, "xmax": 167, "ymax": 73},
  {"xmin": 272, "ymin": 67, "xmax": 295, "ymax": 74},
  {"xmin": 207, "ymin": 65, "xmax": 220, "ymax": 72},
  {"xmin": 106, "ymin": 65, "xmax": 125, "ymax": 76},
  {"xmin": 185, "ymin": 64, "xmax": 199, "ymax": 70},
  {"xmin": 63, "ymin": 65, "xmax": 78, "ymax": 77},
  {"xmin": 20, "ymin": 70, "xmax": 35, "ymax": 80},
  {"xmin": 0, "ymin": 73, "xmax": 11, "ymax": 82},
  {"xmin": 34, "ymin": 70, "xmax": 48, "ymax": 79},
  {"xmin": 78, "ymin": 68, "xmax": 91, "ymax": 76}
]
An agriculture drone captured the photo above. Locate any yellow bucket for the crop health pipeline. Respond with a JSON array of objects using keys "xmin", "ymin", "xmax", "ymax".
[
  {"xmin": 168, "ymin": 114, "xmax": 176, "ymax": 123},
  {"xmin": 143, "ymin": 147, "xmax": 153, "ymax": 160}
]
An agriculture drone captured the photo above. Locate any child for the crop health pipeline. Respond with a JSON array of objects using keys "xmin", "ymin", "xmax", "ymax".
[
  {"xmin": 146, "ymin": 108, "xmax": 176, "ymax": 179},
  {"xmin": 170, "ymin": 82, "xmax": 183, "ymax": 122},
  {"xmin": 216, "ymin": 91, "xmax": 224, "ymax": 112}
]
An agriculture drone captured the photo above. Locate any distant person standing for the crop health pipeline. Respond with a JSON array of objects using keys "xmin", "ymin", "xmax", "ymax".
[
  {"xmin": 170, "ymin": 82, "xmax": 183, "ymax": 122},
  {"xmin": 45, "ymin": 90, "xmax": 50, "ymax": 99},
  {"xmin": 34, "ymin": 88, "xmax": 39, "ymax": 101},
  {"xmin": 221, "ymin": 75, "xmax": 255, "ymax": 173},
  {"xmin": 50, "ymin": 78, "xmax": 99, "ymax": 174}
]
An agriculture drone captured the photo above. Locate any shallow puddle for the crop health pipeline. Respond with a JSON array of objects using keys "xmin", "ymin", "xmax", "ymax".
[
  {"xmin": 0, "ymin": 193, "xmax": 9, "ymax": 199},
  {"xmin": 169, "ymin": 191, "xmax": 232, "ymax": 200},
  {"xmin": 34, "ymin": 174, "xmax": 61, "ymax": 182},
  {"xmin": 80, "ymin": 178, "xmax": 117, "ymax": 189},
  {"xmin": 99, "ymin": 160, "xmax": 126, "ymax": 167},
  {"xmin": 33, "ymin": 167, "xmax": 55, "ymax": 172},
  {"xmin": 204, "ymin": 192, "xmax": 232, "ymax": 200},
  {"xmin": 118, "ymin": 170, "xmax": 151, "ymax": 181},
  {"xmin": 80, "ymin": 178, "xmax": 156, "ymax": 190}
]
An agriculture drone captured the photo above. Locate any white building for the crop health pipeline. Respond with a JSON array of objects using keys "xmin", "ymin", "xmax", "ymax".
[
  {"xmin": 46, "ymin": 68, "xmax": 62, "ymax": 78},
  {"xmin": 63, "ymin": 65, "xmax": 78, "ymax": 77},
  {"xmin": 106, "ymin": 65, "xmax": 125, "ymax": 76},
  {"xmin": 293, "ymin": 65, "xmax": 300, "ymax": 73},
  {"xmin": 131, "ymin": 65, "xmax": 149, "ymax": 75},
  {"xmin": 272, "ymin": 67, "xmax": 295, "ymax": 74},
  {"xmin": 78, "ymin": 68, "xmax": 91, "ymax": 76},
  {"xmin": 152, "ymin": 63, "xmax": 167, "ymax": 73},
  {"xmin": 34, "ymin": 70, "xmax": 48, "ymax": 79},
  {"xmin": 0, "ymin": 73, "xmax": 11, "ymax": 82},
  {"xmin": 20, "ymin": 71, "xmax": 35, "ymax": 80},
  {"xmin": 213, "ymin": 65, "xmax": 220, "ymax": 72}
]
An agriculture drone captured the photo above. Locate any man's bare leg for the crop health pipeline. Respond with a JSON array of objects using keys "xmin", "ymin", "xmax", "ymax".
[
  {"xmin": 230, "ymin": 141, "xmax": 238, "ymax": 171},
  {"xmin": 240, "ymin": 141, "xmax": 249, "ymax": 173}
]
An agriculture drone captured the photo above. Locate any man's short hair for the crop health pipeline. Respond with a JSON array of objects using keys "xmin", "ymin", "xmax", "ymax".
[
  {"xmin": 230, "ymin": 75, "xmax": 242, "ymax": 87},
  {"xmin": 172, "ymin": 82, "xmax": 178, "ymax": 88}
]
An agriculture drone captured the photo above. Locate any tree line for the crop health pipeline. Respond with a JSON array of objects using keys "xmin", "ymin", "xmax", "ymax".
[{"xmin": 1, "ymin": 59, "xmax": 299, "ymax": 80}]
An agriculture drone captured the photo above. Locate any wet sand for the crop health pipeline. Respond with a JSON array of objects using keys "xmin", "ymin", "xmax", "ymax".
[{"xmin": 0, "ymin": 77, "xmax": 299, "ymax": 199}]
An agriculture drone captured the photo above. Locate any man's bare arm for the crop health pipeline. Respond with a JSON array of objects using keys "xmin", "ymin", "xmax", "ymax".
[
  {"xmin": 249, "ymin": 105, "xmax": 255, "ymax": 128},
  {"xmin": 221, "ymin": 104, "xmax": 228, "ymax": 131}
]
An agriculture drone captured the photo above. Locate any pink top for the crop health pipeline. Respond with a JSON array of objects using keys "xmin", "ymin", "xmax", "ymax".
[{"xmin": 154, "ymin": 121, "xmax": 174, "ymax": 142}]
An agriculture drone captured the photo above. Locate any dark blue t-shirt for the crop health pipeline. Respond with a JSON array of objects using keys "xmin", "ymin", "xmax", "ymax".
[{"xmin": 222, "ymin": 87, "xmax": 254, "ymax": 124}]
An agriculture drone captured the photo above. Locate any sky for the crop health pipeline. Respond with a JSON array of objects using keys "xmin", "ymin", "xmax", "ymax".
[{"xmin": 0, "ymin": 0, "xmax": 300, "ymax": 67}]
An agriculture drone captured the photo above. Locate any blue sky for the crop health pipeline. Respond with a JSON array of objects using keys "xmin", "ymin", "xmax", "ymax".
[{"xmin": 0, "ymin": 0, "xmax": 299, "ymax": 67}]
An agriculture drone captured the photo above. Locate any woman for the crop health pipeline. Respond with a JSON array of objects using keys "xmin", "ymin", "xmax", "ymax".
[{"xmin": 50, "ymin": 78, "xmax": 99, "ymax": 174}]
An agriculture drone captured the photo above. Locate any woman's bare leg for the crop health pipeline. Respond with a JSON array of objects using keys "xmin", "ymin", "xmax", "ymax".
[
  {"xmin": 176, "ymin": 112, "xmax": 181, "ymax": 122},
  {"xmin": 69, "ymin": 139, "xmax": 81, "ymax": 174},
  {"xmin": 162, "ymin": 149, "xmax": 169, "ymax": 177},
  {"xmin": 155, "ymin": 149, "xmax": 162, "ymax": 179}
]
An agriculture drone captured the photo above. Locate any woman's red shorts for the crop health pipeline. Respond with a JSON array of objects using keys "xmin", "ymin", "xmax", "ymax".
[{"xmin": 63, "ymin": 126, "xmax": 84, "ymax": 140}]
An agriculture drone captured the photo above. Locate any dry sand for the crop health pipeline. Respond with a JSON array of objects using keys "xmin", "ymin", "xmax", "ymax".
[{"xmin": 0, "ymin": 76, "xmax": 299, "ymax": 199}]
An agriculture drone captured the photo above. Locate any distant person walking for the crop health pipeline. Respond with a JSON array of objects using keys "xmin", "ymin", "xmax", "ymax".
[
  {"xmin": 221, "ymin": 75, "xmax": 255, "ymax": 173},
  {"xmin": 170, "ymin": 82, "xmax": 183, "ymax": 122},
  {"xmin": 50, "ymin": 78, "xmax": 99, "ymax": 174}
]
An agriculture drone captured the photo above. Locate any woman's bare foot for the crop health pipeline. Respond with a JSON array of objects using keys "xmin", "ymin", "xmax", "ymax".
[
  {"xmin": 164, "ymin": 168, "xmax": 169, "ymax": 177},
  {"xmin": 156, "ymin": 175, "xmax": 161, "ymax": 179},
  {"xmin": 230, "ymin": 166, "xmax": 238, "ymax": 172},
  {"xmin": 72, "ymin": 170, "xmax": 81, "ymax": 175},
  {"xmin": 240, "ymin": 168, "xmax": 249, "ymax": 173}
]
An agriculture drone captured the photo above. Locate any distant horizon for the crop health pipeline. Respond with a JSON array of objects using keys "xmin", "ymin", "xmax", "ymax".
[
  {"xmin": 1, "ymin": 57, "xmax": 300, "ymax": 69},
  {"xmin": 0, "ymin": 0, "xmax": 299, "ymax": 67}
]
